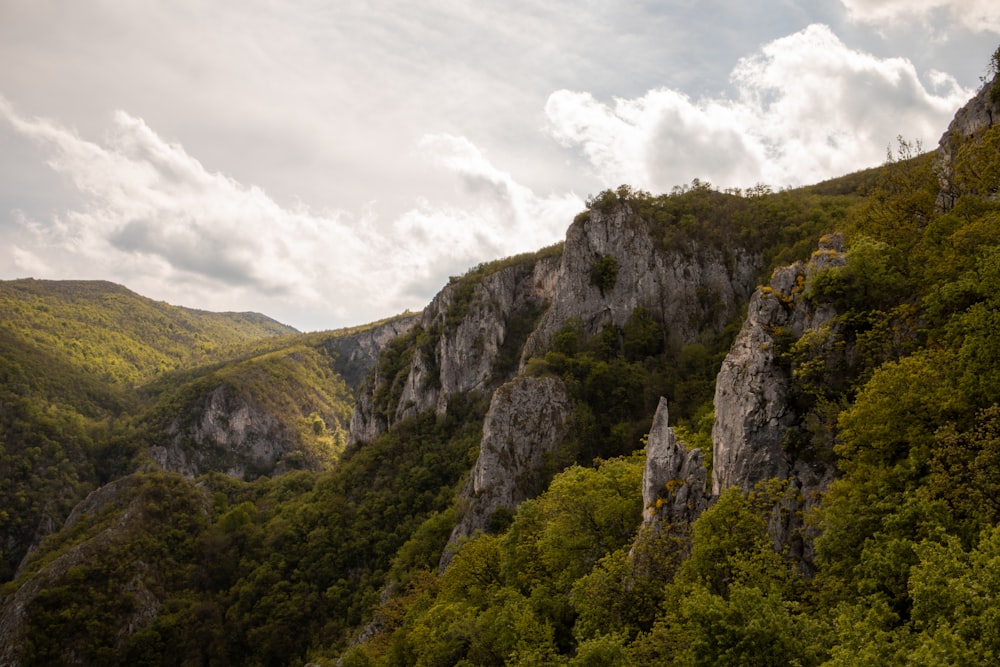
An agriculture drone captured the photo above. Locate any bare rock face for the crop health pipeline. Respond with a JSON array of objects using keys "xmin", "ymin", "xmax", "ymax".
[
  {"xmin": 936, "ymin": 75, "xmax": 999, "ymax": 209},
  {"xmin": 351, "ymin": 202, "xmax": 763, "ymax": 447},
  {"xmin": 152, "ymin": 383, "xmax": 297, "ymax": 479},
  {"xmin": 325, "ymin": 315, "xmax": 420, "ymax": 390},
  {"xmin": 711, "ymin": 234, "xmax": 846, "ymax": 496},
  {"xmin": 403, "ymin": 259, "xmax": 557, "ymax": 418},
  {"xmin": 350, "ymin": 256, "xmax": 558, "ymax": 444},
  {"xmin": 641, "ymin": 397, "xmax": 709, "ymax": 528},
  {"xmin": 522, "ymin": 203, "xmax": 760, "ymax": 362},
  {"xmin": 445, "ymin": 376, "xmax": 573, "ymax": 551}
]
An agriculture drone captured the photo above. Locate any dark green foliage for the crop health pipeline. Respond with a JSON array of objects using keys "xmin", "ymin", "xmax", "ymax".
[
  {"xmin": 493, "ymin": 300, "xmax": 547, "ymax": 380},
  {"xmin": 9, "ymin": 60, "xmax": 1000, "ymax": 664},
  {"xmin": 7, "ymin": 398, "xmax": 485, "ymax": 667},
  {"xmin": 590, "ymin": 255, "xmax": 619, "ymax": 294},
  {"xmin": 17, "ymin": 473, "xmax": 209, "ymax": 667},
  {"xmin": 527, "ymin": 306, "xmax": 736, "ymax": 472}
]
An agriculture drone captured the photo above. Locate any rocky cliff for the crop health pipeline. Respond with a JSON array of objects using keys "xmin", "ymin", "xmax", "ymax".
[
  {"xmin": 523, "ymin": 203, "xmax": 760, "ymax": 361},
  {"xmin": 352, "ymin": 200, "xmax": 764, "ymax": 450},
  {"xmin": 935, "ymin": 72, "xmax": 1000, "ymax": 209},
  {"xmin": 152, "ymin": 382, "xmax": 300, "ymax": 479},
  {"xmin": 445, "ymin": 376, "xmax": 574, "ymax": 553},
  {"xmin": 641, "ymin": 397, "xmax": 710, "ymax": 529},
  {"xmin": 389, "ymin": 200, "xmax": 764, "ymax": 543},
  {"xmin": 147, "ymin": 318, "xmax": 412, "ymax": 481},
  {"xmin": 350, "ymin": 253, "xmax": 559, "ymax": 444},
  {"xmin": 711, "ymin": 233, "xmax": 845, "ymax": 496},
  {"xmin": 325, "ymin": 315, "xmax": 420, "ymax": 389}
]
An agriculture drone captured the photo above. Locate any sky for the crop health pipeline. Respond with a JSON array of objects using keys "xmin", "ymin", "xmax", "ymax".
[{"xmin": 1, "ymin": 1, "xmax": 998, "ymax": 332}]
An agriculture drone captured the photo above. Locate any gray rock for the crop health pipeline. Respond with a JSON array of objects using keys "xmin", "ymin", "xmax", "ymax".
[
  {"xmin": 442, "ymin": 375, "xmax": 573, "ymax": 563},
  {"xmin": 325, "ymin": 315, "xmax": 420, "ymax": 390},
  {"xmin": 350, "ymin": 255, "xmax": 558, "ymax": 444},
  {"xmin": 641, "ymin": 397, "xmax": 709, "ymax": 528},
  {"xmin": 153, "ymin": 383, "xmax": 294, "ymax": 479},
  {"xmin": 935, "ymin": 74, "xmax": 1000, "ymax": 209},
  {"xmin": 711, "ymin": 234, "xmax": 846, "ymax": 496},
  {"xmin": 523, "ymin": 204, "xmax": 760, "ymax": 362}
]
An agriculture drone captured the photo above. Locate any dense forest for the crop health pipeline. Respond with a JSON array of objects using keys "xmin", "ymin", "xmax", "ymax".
[{"xmin": 2, "ymin": 54, "xmax": 1000, "ymax": 666}]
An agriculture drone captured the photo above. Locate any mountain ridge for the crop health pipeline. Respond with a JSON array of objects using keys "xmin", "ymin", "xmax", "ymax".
[{"xmin": 1, "ymin": 58, "xmax": 999, "ymax": 666}]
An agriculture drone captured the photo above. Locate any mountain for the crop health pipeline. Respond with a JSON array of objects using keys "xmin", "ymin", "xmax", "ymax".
[
  {"xmin": 0, "ymin": 279, "xmax": 414, "ymax": 584},
  {"xmin": 2, "ymin": 56, "xmax": 1000, "ymax": 666}
]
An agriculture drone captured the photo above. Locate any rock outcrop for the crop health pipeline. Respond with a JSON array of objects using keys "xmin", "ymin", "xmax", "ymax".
[
  {"xmin": 711, "ymin": 233, "xmax": 845, "ymax": 497},
  {"xmin": 641, "ymin": 397, "xmax": 710, "ymax": 529},
  {"xmin": 445, "ymin": 376, "xmax": 573, "ymax": 552},
  {"xmin": 349, "ymin": 200, "xmax": 767, "ymax": 553},
  {"xmin": 350, "ymin": 254, "xmax": 559, "ymax": 444},
  {"xmin": 522, "ymin": 204, "xmax": 761, "ymax": 362},
  {"xmin": 352, "ymin": 202, "xmax": 763, "ymax": 450},
  {"xmin": 325, "ymin": 315, "xmax": 420, "ymax": 390},
  {"xmin": 152, "ymin": 383, "xmax": 297, "ymax": 479}
]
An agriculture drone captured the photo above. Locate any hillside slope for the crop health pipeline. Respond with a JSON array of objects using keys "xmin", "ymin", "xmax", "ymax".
[
  {"xmin": 0, "ymin": 280, "xmax": 411, "ymax": 583},
  {"xmin": 2, "ymin": 58, "xmax": 999, "ymax": 667}
]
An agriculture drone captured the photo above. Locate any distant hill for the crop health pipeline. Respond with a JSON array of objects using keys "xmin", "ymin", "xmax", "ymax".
[
  {"xmin": 0, "ymin": 278, "xmax": 404, "ymax": 583},
  {"xmin": 0, "ymin": 279, "xmax": 297, "ymax": 388}
]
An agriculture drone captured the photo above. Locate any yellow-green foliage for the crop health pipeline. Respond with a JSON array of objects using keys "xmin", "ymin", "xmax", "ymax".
[
  {"xmin": 144, "ymin": 343, "xmax": 354, "ymax": 471},
  {"xmin": 9, "ymin": 57, "xmax": 1000, "ymax": 664},
  {"xmin": 364, "ymin": 454, "xmax": 644, "ymax": 665},
  {"xmin": 0, "ymin": 279, "xmax": 363, "ymax": 581},
  {"xmin": 0, "ymin": 279, "xmax": 297, "ymax": 386}
]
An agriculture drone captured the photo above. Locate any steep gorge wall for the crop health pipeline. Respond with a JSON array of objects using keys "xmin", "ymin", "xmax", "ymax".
[
  {"xmin": 711, "ymin": 234, "xmax": 845, "ymax": 496},
  {"xmin": 446, "ymin": 376, "xmax": 574, "ymax": 550},
  {"xmin": 151, "ymin": 317, "xmax": 416, "ymax": 481},
  {"xmin": 152, "ymin": 383, "xmax": 299, "ymax": 479},
  {"xmin": 325, "ymin": 315, "xmax": 420, "ymax": 389},
  {"xmin": 436, "ymin": 202, "xmax": 765, "ymax": 541},
  {"xmin": 523, "ymin": 204, "xmax": 760, "ymax": 361},
  {"xmin": 350, "ymin": 255, "xmax": 559, "ymax": 444}
]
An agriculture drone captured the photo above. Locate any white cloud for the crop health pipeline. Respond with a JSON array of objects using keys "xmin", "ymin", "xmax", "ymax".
[
  {"xmin": 840, "ymin": 0, "xmax": 1000, "ymax": 34},
  {"xmin": 546, "ymin": 88, "xmax": 765, "ymax": 190},
  {"xmin": 0, "ymin": 99, "xmax": 581, "ymax": 331},
  {"xmin": 545, "ymin": 24, "xmax": 973, "ymax": 192},
  {"xmin": 415, "ymin": 134, "xmax": 581, "ymax": 248}
]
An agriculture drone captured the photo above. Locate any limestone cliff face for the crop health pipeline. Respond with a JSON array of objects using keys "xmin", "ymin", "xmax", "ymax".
[
  {"xmin": 325, "ymin": 315, "xmax": 420, "ymax": 390},
  {"xmin": 711, "ymin": 234, "xmax": 846, "ymax": 497},
  {"xmin": 350, "ymin": 255, "xmax": 558, "ymax": 444},
  {"xmin": 935, "ymin": 75, "xmax": 999, "ymax": 209},
  {"xmin": 641, "ymin": 397, "xmax": 710, "ymax": 529},
  {"xmin": 522, "ymin": 204, "xmax": 761, "ymax": 362},
  {"xmin": 352, "ymin": 203, "xmax": 762, "ymax": 448},
  {"xmin": 152, "ymin": 383, "xmax": 297, "ymax": 479},
  {"xmin": 351, "ymin": 201, "xmax": 767, "ymax": 551},
  {"xmin": 446, "ymin": 376, "xmax": 573, "ymax": 551}
]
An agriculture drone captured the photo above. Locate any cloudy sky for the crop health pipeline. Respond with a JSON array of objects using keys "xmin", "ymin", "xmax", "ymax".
[{"xmin": 1, "ymin": 1, "xmax": 998, "ymax": 331}]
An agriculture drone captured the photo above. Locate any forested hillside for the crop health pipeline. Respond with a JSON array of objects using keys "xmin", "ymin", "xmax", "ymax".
[
  {"xmin": 0, "ymin": 281, "xmax": 402, "ymax": 584},
  {"xmin": 2, "ymin": 54, "xmax": 1000, "ymax": 667}
]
